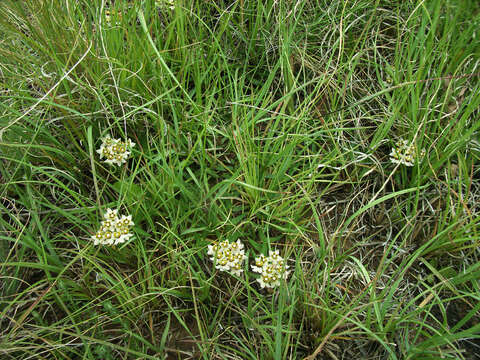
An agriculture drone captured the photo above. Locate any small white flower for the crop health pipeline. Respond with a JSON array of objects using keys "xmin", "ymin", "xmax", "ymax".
[
  {"xmin": 208, "ymin": 239, "xmax": 246, "ymax": 277},
  {"xmin": 95, "ymin": 272, "xmax": 103, "ymax": 282},
  {"xmin": 92, "ymin": 208, "xmax": 134, "ymax": 246},
  {"xmin": 104, "ymin": 208, "xmax": 118, "ymax": 220},
  {"xmin": 104, "ymin": 9, "xmax": 123, "ymax": 26},
  {"xmin": 97, "ymin": 135, "xmax": 135, "ymax": 166},
  {"xmin": 251, "ymin": 250, "xmax": 290, "ymax": 289},
  {"xmin": 389, "ymin": 138, "xmax": 426, "ymax": 167},
  {"xmin": 156, "ymin": 0, "xmax": 175, "ymax": 10}
]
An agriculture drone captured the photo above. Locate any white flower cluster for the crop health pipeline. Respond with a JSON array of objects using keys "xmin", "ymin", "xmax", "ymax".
[
  {"xmin": 207, "ymin": 240, "xmax": 246, "ymax": 276},
  {"xmin": 97, "ymin": 135, "xmax": 135, "ymax": 166},
  {"xmin": 251, "ymin": 250, "xmax": 290, "ymax": 289},
  {"xmin": 389, "ymin": 139, "xmax": 426, "ymax": 167},
  {"xmin": 92, "ymin": 208, "xmax": 134, "ymax": 245},
  {"xmin": 104, "ymin": 9, "xmax": 123, "ymax": 26},
  {"xmin": 156, "ymin": 0, "xmax": 175, "ymax": 10}
]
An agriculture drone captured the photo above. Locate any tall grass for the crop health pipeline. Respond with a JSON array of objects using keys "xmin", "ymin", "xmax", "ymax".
[{"xmin": 1, "ymin": 0, "xmax": 479, "ymax": 359}]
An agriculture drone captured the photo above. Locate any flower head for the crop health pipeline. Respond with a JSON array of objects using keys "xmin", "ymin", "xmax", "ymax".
[
  {"xmin": 104, "ymin": 9, "xmax": 123, "ymax": 26},
  {"xmin": 156, "ymin": 0, "xmax": 175, "ymax": 10},
  {"xmin": 207, "ymin": 240, "xmax": 246, "ymax": 276},
  {"xmin": 92, "ymin": 208, "xmax": 134, "ymax": 245},
  {"xmin": 251, "ymin": 249, "xmax": 289, "ymax": 289},
  {"xmin": 97, "ymin": 135, "xmax": 135, "ymax": 166},
  {"xmin": 389, "ymin": 138, "xmax": 426, "ymax": 167}
]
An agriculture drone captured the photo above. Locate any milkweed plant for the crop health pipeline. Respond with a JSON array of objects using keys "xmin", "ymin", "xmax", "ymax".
[
  {"xmin": 389, "ymin": 138, "xmax": 426, "ymax": 167},
  {"xmin": 251, "ymin": 250, "xmax": 290, "ymax": 289},
  {"xmin": 207, "ymin": 239, "xmax": 290, "ymax": 289},
  {"xmin": 92, "ymin": 208, "xmax": 134, "ymax": 245},
  {"xmin": 207, "ymin": 240, "xmax": 247, "ymax": 276},
  {"xmin": 97, "ymin": 135, "xmax": 135, "ymax": 166}
]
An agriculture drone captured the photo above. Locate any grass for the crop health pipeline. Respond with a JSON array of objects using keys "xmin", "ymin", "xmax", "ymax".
[{"xmin": 1, "ymin": 0, "xmax": 479, "ymax": 359}]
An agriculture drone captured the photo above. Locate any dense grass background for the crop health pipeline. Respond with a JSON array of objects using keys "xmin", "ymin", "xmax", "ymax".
[{"xmin": 1, "ymin": 0, "xmax": 480, "ymax": 359}]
